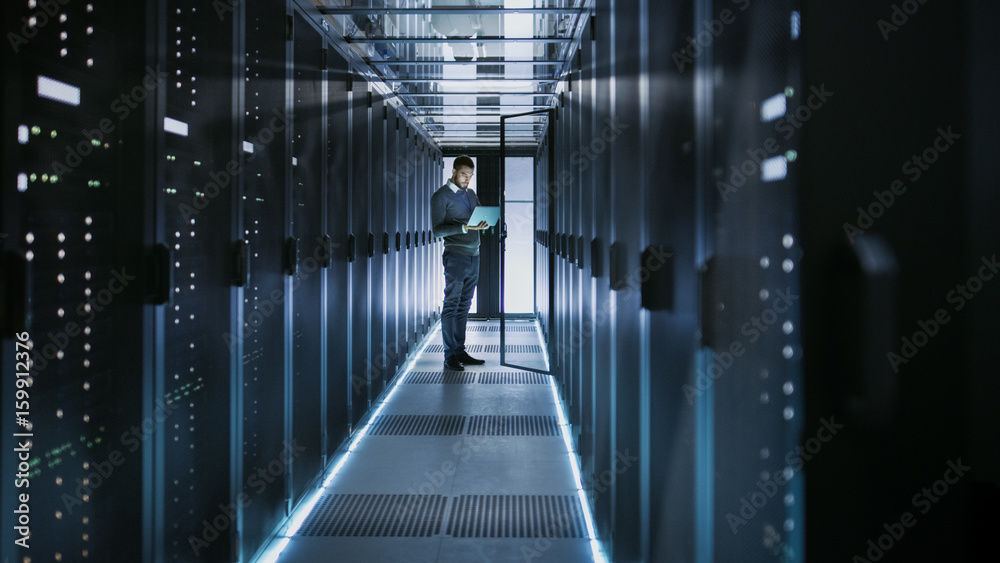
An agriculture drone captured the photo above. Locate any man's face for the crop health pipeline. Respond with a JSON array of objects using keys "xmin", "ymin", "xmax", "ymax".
[{"xmin": 451, "ymin": 165, "xmax": 474, "ymax": 189}]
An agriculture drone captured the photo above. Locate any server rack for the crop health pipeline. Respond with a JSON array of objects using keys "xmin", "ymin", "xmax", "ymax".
[{"xmin": 1, "ymin": 2, "xmax": 443, "ymax": 561}]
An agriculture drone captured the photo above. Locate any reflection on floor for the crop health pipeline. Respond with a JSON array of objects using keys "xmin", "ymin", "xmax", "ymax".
[{"xmin": 271, "ymin": 320, "xmax": 602, "ymax": 563}]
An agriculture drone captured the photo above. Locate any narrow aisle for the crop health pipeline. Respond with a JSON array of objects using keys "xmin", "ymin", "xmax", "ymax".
[{"xmin": 277, "ymin": 320, "xmax": 598, "ymax": 563}]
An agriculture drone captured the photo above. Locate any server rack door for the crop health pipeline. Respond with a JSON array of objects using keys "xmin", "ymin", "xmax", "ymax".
[
  {"xmin": 402, "ymin": 127, "xmax": 414, "ymax": 360},
  {"xmin": 384, "ymin": 107, "xmax": 399, "ymax": 382},
  {"xmin": 407, "ymin": 134, "xmax": 419, "ymax": 344},
  {"xmin": 705, "ymin": 1, "xmax": 804, "ymax": 561},
  {"xmin": 608, "ymin": 2, "xmax": 646, "ymax": 559},
  {"xmin": 578, "ymin": 24, "xmax": 597, "ymax": 492},
  {"xmin": 369, "ymin": 93, "xmax": 386, "ymax": 396},
  {"xmin": 413, "ymin": 143, "xmax": 425, "ymax": 332},
  {"xmin": 156, "ymin": 2, "xmax": 238, "ymax": 560},
  {"xmin": 421, "ymin": 147, "xmax": 432, "ymax": 334},
  {"xmin": 800, "ymin": 2, "xmax": 993, "ymax": 561},
  {"xmin": 568, "ymin": 63, "xmax": 583, "ymax": 436},
  {"xmin": 554, "ymin": 109, "xmax": 567, "ymax": 384},
  {"xmin": 348, "ymin": 74, "xmax": 371, "ymax": 428},
  {"xmin": 0, "ymin": 1, "xmax": 148, "ymax": 560},
  {"xmin": 288, "ymin": 9, "xmax": 325, "ymax": 504},
  {"xmin": 645, "ymin": 1, "xmax": 699, "ymax": 560},
  {"xmin": 325, "ymin": 48, "xmax": 351, "ymax": 457},
  {"xmin": 589, "ymin": 1, "xmax": 615, "ymax": 547},
  {"xmin": 239, "ymin": 2, "xmax": 290, "ymax": 557}
]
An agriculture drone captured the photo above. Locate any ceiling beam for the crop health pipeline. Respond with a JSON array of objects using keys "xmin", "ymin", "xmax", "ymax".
[
  {"xmin": 346, "ymin": 36, "xmax": 572, "ymax": 44},
  {"xmin": 396, "ymin": 92, "xmax": 554, "ymax": 96},
  {"xmin": 320, "ymin": 7, "xmax": 585, "ymax": 15},
  {"xmin": 369, "ymin": 60, "xmax": 566, "ymax": 66},
  {"xmin": 387, "ymin": 78, "xmax": 556, "ymax": 83},
  {"xmin": 407, "ymin": 104, "xmax": 553, "ymax": 108}
]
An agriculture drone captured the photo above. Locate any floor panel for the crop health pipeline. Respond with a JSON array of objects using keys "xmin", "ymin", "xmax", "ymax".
[{"xmin": 275, "ymin": 320, "xmax": 595, "ymax": 562}]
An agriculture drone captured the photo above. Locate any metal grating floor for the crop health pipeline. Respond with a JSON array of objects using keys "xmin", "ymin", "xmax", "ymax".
[
  {"xmin": 423, "ymin": 344, "xmax": 544, "ymax": 355},
  {"xmin": 480, "ymin": 344, "xmax": 543, "ymax": 354},
  {"xmin": 446, "ymin": 495, "xmax": 587, "ymax": 538},
  {"xmin": 297, "ymin": 494, "xmax": 587, "ymax": 539},
  {"xmin": 403, "ymin": 371, "xmax": 550, "ymax": 385},
  {"xmin": 275, "ymin": 320, "xmax": 595, "ymax": 562},
  {"xmin": 424, "ymin": 344, "xmax": 486, "ymax": 354},
  {"xmin": 366, "ymin": 414, "xmax": 466, "ymax": 436},
  {"xmin": 466, "ymin": 415, "xmax": 561, "ymax": 436},
  {"xmin": 405, "ymin": 371, "xmax": 478, "ymax": 385},
  {"xmin": 299, "ymin": 494, "xmax": 448, "ymax": 537},
  {"xmin": 478, "ymin": 371, "xmax": 549, "ymax": 385},
  {"xmin": 467, "ymin": 325, "xmax": 537, "ymax": 332}
]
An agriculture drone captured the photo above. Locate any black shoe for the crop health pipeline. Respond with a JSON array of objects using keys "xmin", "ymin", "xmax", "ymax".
[
  {"xmin": 456, "ymin": 352, "xmax": 485, "ymax": 365},
  {"xmin": 444, "ymin": 356, "xmax": 465, "ymax": 371}
]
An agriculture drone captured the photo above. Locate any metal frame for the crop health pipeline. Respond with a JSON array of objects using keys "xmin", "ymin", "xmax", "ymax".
[
  {"xmin": 370, "ymin": 60, "xmax": 566, "ymax": 65},
  {"xmin": 320, "ymin": 7, "xmax": 587, "ymax": 15},
  {"xmin": 346, "ymin": 36, "xmax": 572, "ymax": 43},
  {"xmin": 500, "ymin": 108, "xmax": 556, "ymax": 374}
]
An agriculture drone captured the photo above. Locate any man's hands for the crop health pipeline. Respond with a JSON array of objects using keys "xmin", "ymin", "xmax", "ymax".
[{"xmin": 466, "ymin": 221, "xmax": 489, "ymax": 231}]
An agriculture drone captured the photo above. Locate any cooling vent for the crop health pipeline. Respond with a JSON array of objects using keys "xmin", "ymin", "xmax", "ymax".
[
  {"xmin": 480, "ymin": 344, "xmax": 543, "ymax": 354},
  {"xmin": 366, "ymin": 414, "xmax": 466, "ymax": 435},
  {"xmin": 299, "ymin": 494, "xmax": 448, "ymax": 537},
  {"xmin": 405, "ymin": 371, "xmax": 476, "ymax": 384},
  {"xmin": 467, "ymin": 325, "xmax": 537, "ymax": 332},
  {"xmin": 478, "ymin": 371, "xmax": 549, "ymax": 384},
  {"xmin": 466, "ymin": 415, "xmax": 560, "ymax": 436},
  {"xmin": 446, "ymin": 495, "xmax": 587, "ymax": 538},
  {"xmin": 424, "ymin": 344, "xmax": 486, "ymax": 354}
]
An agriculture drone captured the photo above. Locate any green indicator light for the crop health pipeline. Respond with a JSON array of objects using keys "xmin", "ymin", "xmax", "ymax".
[
  {"xmin": 41, "ymin": 174, "xmax": 48, "ymax": 182},
  {"xmin": 194, "ymin": 160, "xmax": 202, "ymax": 166},
  {"xmin": 29, "ymin": 173, "xmax": 37, "ymax": 182},
  {"xmin": 91, "ymin": 139, "xmax": 100, "ymax": 147},
  {"xmin": 785, "ymin": 150, "xmax": 797, "ymax": 162},
  {"xmin": 50, "ymin": 175, "xmax": 58, "ymax": 183},
  {"xmin": 784, "ymin": 87, "xmax": 794, "ymax": 97},
  {"xmin": 50, "ymin": 130, "xmax": 57, "ymax": 138},
  {"xmin": 31, "ymin": 126, "xmax": 41, "ymax": 135}
]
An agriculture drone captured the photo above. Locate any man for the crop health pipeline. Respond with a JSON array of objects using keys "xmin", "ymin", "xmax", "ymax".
[{"xmin": 431, "ymin": 156, "xmax": 490, "ymax": 371}]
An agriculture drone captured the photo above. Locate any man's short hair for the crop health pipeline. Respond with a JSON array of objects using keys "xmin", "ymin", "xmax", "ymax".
[{"xmin": 453, "ymin": 155, "xmax": 475, "ymax": 170}]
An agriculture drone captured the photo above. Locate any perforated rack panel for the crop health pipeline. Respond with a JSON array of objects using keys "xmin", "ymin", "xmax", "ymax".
[
  {"xmin": 707, "ymin": 2, "xmax": 804, "ymax": 560},
  {"xmin": 289, "ymin": 9, "xmax": 325, "ymax": 508},
  {"xmin": 158, "ymin": 1, "xmax": 237, "ymax": 561},
  {"xmin": 348, "ymin": 72, "xmax": 371, "ymax": 428}
]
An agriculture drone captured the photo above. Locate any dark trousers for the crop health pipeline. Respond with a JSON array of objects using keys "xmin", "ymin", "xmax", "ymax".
[{"xmin": 441, "ymin": 250, "xmax": 479, "ymax": 359}]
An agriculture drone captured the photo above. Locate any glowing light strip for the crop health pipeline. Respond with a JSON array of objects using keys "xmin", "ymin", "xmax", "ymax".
[
  {"xmin": 535, "ymin": 320, "xmax": 607, "ymax": 563},
  {"xmin": 37, "ymin": 75, "xmax": 80, "ymax": 106},
  {"xmin": 255, "ymin": 323, "xmax": 443, "ymax": 563},
  {"xmin": 163, "ymin": 117, "xmax": 189, "ymax": 137},
  {"xmin": 761, "ymin": 155, "xmax": 788, "ymax": 182},
  {"xmin": 760, "ymin": 92, "xmax": 786, "ymax": 123}
]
